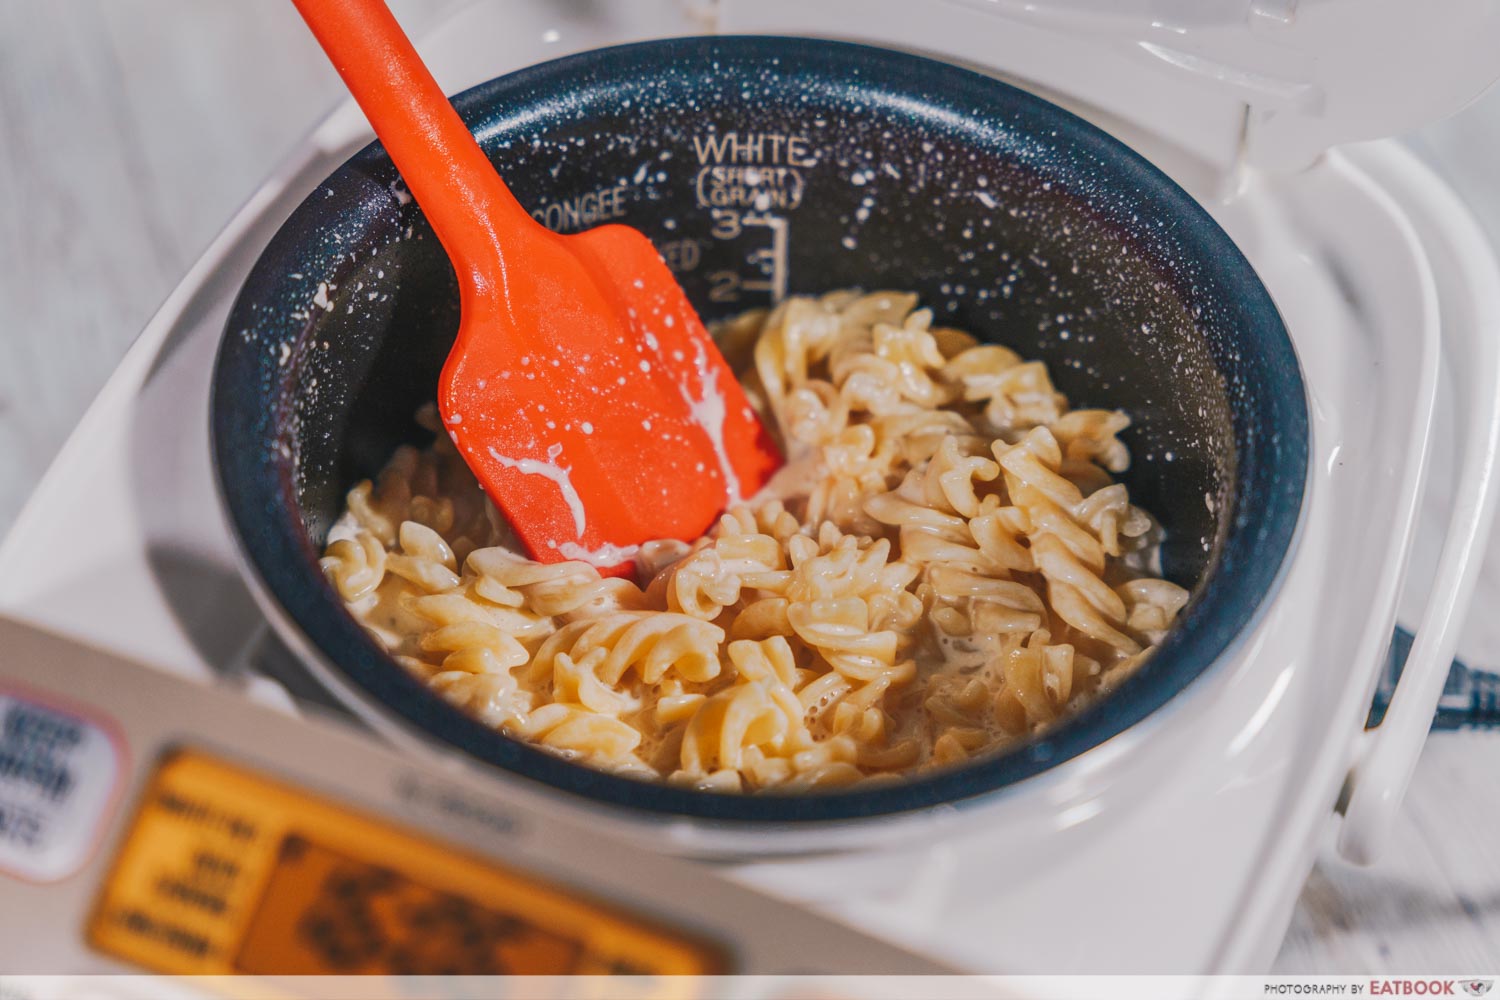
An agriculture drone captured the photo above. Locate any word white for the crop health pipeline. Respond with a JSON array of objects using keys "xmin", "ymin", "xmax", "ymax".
[{"xmin": 693, "ymin": 130, "xmax": 816, "ymax": 167}]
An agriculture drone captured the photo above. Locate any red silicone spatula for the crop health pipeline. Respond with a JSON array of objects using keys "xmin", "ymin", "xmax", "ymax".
[{"xmin": 292, "ymin": 0, "xmax": 781, "ymax": 575}]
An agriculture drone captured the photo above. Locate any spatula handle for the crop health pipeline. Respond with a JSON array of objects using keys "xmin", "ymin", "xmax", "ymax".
[{"xmin": 291, "ymin": 0, "xmax": 532, "ymax": 273}]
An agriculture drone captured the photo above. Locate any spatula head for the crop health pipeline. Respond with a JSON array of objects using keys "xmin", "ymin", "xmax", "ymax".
[{"xmin": 440, "ymin": 224, "xmax": 781, "ymax": 576}]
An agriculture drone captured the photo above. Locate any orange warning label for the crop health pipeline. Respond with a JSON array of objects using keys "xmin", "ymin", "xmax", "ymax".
[{"xmin": 87, "ymin": 749, "xmax": 724, "ymax": 976}]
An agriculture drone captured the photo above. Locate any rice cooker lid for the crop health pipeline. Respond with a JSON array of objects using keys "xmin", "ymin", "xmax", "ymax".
[{"xmin": 712, "ymin": 0, "xmax": 1500, "ymax": 171}]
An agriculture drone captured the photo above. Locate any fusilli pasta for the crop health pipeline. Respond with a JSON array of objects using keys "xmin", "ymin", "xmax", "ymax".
[{"xmin": 321, "ymin": 291, "xmax": 1190, "ymax": 790}]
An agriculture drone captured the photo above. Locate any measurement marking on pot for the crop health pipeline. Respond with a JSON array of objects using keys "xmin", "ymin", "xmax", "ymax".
[{"xmin": 707, "ymin": 213, "xmax": 788, "ymax": 305}]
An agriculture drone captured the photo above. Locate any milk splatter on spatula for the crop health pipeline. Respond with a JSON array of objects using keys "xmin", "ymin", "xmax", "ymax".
[{"xmin": 293, "ymin": 0, "xmax": 781, "ymax": 575}]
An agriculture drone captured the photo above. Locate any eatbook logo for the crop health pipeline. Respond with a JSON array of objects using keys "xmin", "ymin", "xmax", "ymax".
[{"xmin": 1462, "ymin": 982, "xmax": 1493, "ymax": 997}]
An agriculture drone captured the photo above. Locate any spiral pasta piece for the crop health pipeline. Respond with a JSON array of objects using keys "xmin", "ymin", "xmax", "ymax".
[{"xmin": 320, "ymin": 531, "xmax": 387, "ymax": 601}]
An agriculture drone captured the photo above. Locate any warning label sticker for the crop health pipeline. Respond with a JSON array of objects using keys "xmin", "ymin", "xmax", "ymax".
[
  {"xmin": 0, "ymin": 689, "xmax": 121, "ymax": 882},
  {"xmin": 88, "ymin": 750, "xmax": 724, "ymax": 975}
]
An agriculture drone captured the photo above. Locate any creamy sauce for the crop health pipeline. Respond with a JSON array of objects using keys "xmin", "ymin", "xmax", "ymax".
[
  {"xmin": 679, "ymin": 341, "xmax": 741, "ymax": 504},
  {"xmin": 488, "ymin": 442, "xmax": 587, "ymax": 540},
  {"xmin": 550, "ymin": 540, "xmax": 642, "ymax": 568}
]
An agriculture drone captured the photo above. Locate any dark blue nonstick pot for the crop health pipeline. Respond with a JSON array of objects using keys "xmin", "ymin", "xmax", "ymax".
[{"xmin": 212, "ymin": 36, "xmax": 1308, "ymax": 826}]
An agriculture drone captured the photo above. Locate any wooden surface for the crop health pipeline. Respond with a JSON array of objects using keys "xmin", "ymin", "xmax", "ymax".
[{"xmin": 2, "ymin": 0, "xmax": 1498, "ymax": 972}]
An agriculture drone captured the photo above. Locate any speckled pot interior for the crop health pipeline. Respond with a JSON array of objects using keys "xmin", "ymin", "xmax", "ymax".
[{"xmin": 213, "ymin": 36, "xmax": 1308, "ymax": 822}]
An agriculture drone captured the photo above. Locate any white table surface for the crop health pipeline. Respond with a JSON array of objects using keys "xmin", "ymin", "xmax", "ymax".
[{"xmin": 2, "ymin": 0, "xmax": 1498, "ymax": 973}]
